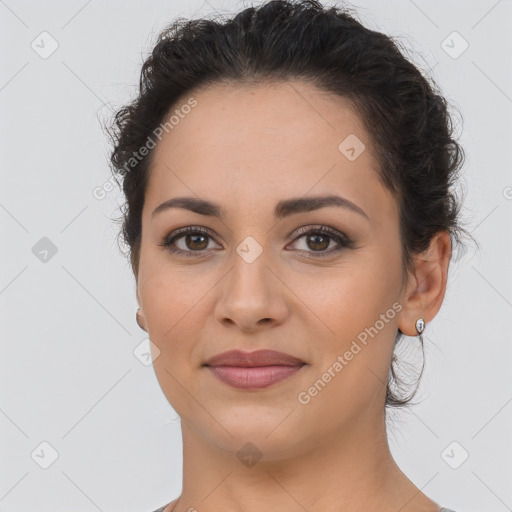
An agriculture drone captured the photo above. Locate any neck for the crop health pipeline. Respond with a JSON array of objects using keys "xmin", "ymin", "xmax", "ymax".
[{"xmin": 169, "ymin": 405, "xmax": 439, "ymax": 512}]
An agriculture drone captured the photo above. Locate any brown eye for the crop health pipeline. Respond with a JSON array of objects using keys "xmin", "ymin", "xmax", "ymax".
[
  {"xmin": 183, "ymin": 233, "xmax": 209, "ymax": 251},
  {"xmin": 159, "ymin": 224, "xmax": 354, "ymax": 259},
  {"xmin": 305, "ymin": 232, "xmax": 330, "ymax": 251},
  {"xmin": 158, "ymin": 226, "xmax": 220, "ymax": 258},
  {"xmin": 288, "ymin": 225, "xmax": 354, "ymax": 258}
]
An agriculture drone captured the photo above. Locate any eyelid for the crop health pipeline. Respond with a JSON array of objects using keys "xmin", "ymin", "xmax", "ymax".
[
  {"xmin": 159, "ymin": 224, "xmax": 354, "ymax": 258},
  {"xmin": 159, "ymin": 226, "xmax": 221, "ymax": 251},
  {"xmin": 288, "ymin": 224, "xmax": 347, "ymax": 242},
  {"xmin": 286, "ymin": 225, "xmax": 354, "ymax": 256}
]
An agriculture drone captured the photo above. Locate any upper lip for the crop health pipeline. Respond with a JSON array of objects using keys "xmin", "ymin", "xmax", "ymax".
[{"xmin": 203, "ymin": 349, "xmax": 305, "ymax": 367}]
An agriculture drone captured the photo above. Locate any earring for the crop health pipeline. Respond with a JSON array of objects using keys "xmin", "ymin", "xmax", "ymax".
[
  {"xmin": 136, "ymin": 308, "xmax": 146, "ymax": 331},
  {"xmin": 415, "ymin": 317, "xmax": 425, "ymax": 343}
]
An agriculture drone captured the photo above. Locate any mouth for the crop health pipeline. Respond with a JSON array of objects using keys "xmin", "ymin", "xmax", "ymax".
[
  {"xmin": 205, "ymin": 364, "xmax": 306, "ymax": 389},
  {"xmin": 203, "ymin": 349, "xmax": 306, "ymax": 390}
]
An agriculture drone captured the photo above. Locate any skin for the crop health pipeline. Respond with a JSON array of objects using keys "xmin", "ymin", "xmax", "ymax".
[{"xmin": 135, "ymin": 80, "xmax": 452, "ymax": 512}]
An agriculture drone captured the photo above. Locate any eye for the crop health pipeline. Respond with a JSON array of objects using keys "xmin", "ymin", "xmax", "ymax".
[
  {"xmin": 158, "ymin": 224, "xmax": 354, "ymax": 259},
  {"xmin": 158, "ymin": 226, "xmax": 220, "ymax": 258},
  {"xmin": 287, "ymin": 225, "xmax": 354, "ymax": 258}
]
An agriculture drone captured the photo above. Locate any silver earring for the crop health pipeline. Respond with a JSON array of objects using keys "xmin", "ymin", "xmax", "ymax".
[{"xmin": 415, "ymin": 317, "xmax": 425, "ymax": 343}]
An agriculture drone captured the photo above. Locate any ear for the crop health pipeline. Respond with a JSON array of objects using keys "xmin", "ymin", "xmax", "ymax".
[
  {"xmin": 397, "ymin": 231, "xmax": 452, "ymax": 336},
  {"xmin": 136, "ymin": 284, "xmax": 148, "ymax": 332}
]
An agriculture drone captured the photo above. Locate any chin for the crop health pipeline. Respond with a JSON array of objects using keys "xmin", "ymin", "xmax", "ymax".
[{"xmin": 195, "ymin": 409, "xmax": 312, "ymax": 456}]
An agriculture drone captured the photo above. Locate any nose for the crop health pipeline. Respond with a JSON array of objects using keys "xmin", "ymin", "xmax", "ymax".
[{"xmin": 214, "ymin": 252, "xmax": 289, "ymax": 333}]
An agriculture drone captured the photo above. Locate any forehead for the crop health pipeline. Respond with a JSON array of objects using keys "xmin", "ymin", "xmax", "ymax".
[
  {"xmin": 144, "ymin": 80, "xmax": 395, "ymax": 222},
  {"xmin": 152, "ymin": 79, "xmax": 369, "ymax": 163}
]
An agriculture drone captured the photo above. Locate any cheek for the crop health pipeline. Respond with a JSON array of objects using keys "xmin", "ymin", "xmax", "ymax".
[
  {"xmin": 138, "ymin": 264, "xmax": 208, "ymax": 346},
  {"xmin": 141, "ymin": 269, "xmax": 205, "ymax": 408},
  {"xmin": 295, "ymin": 250, "xmax": 403, "ymax": 395},
  {"xmin": 296, "ymin": 258, "xmax": 400, "ymax": 339},
  {"xmin": 292, "ymin": 266, "xmax": 401, "ymax": 420}
]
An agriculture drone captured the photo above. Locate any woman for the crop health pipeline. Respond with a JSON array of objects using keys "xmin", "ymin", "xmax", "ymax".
[{"xmin": 108, "ymin": 1, "xmax": 472, "ymax": 510}]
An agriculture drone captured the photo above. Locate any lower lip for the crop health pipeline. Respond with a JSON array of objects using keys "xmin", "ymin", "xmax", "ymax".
[{"xmin": 206, "ymin": 364, "xmax": 305, "ymax": 389}]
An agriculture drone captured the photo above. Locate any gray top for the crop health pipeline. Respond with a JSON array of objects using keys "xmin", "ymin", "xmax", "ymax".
[
  {"xmin": 152, "ymin": 504, "xmax": 456, "ymax": 511},
  {"xmin": 152, "ymin": 502, "xmax": 175, "ymax": 512}
]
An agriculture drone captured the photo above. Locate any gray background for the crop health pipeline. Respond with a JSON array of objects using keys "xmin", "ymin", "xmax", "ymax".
[{"xmin": 1, "ymin": 0, "xmax": 511, "ymax": 511}]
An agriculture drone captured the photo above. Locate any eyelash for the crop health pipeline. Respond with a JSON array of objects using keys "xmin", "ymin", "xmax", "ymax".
[{"xmin": 158, "ymin": 225, "xmax": 355, "ymax": 259}]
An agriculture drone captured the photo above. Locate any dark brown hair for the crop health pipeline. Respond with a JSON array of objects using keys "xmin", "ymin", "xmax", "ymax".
[{"xmin": 106, "ymin": 0, "xmax": 473, "ymax": 409}]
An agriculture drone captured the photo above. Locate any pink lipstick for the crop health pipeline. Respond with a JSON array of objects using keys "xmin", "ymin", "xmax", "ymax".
[{"xmin": 203, "ymin": 349, "xmax": 306, "ymax": 389}]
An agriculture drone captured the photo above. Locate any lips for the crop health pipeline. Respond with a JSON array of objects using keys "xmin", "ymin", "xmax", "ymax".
[
  {"xmin": 203, "ymin": 349, "xmax": 305, "ymax": 368},
  {"xmin": 203, "ymin": 349, "xmax": 306, "ymax": 389}
]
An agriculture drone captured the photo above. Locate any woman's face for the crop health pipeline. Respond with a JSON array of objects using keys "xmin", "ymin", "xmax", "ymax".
[{"xmin": 136, "ymin": 80, "xmax": 414, "ymax": 459}]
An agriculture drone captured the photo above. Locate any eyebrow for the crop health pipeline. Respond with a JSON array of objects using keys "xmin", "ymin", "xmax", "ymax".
[{"xmin": 151, "ymin": 194, "xmax": 369, "ymax": 221}]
